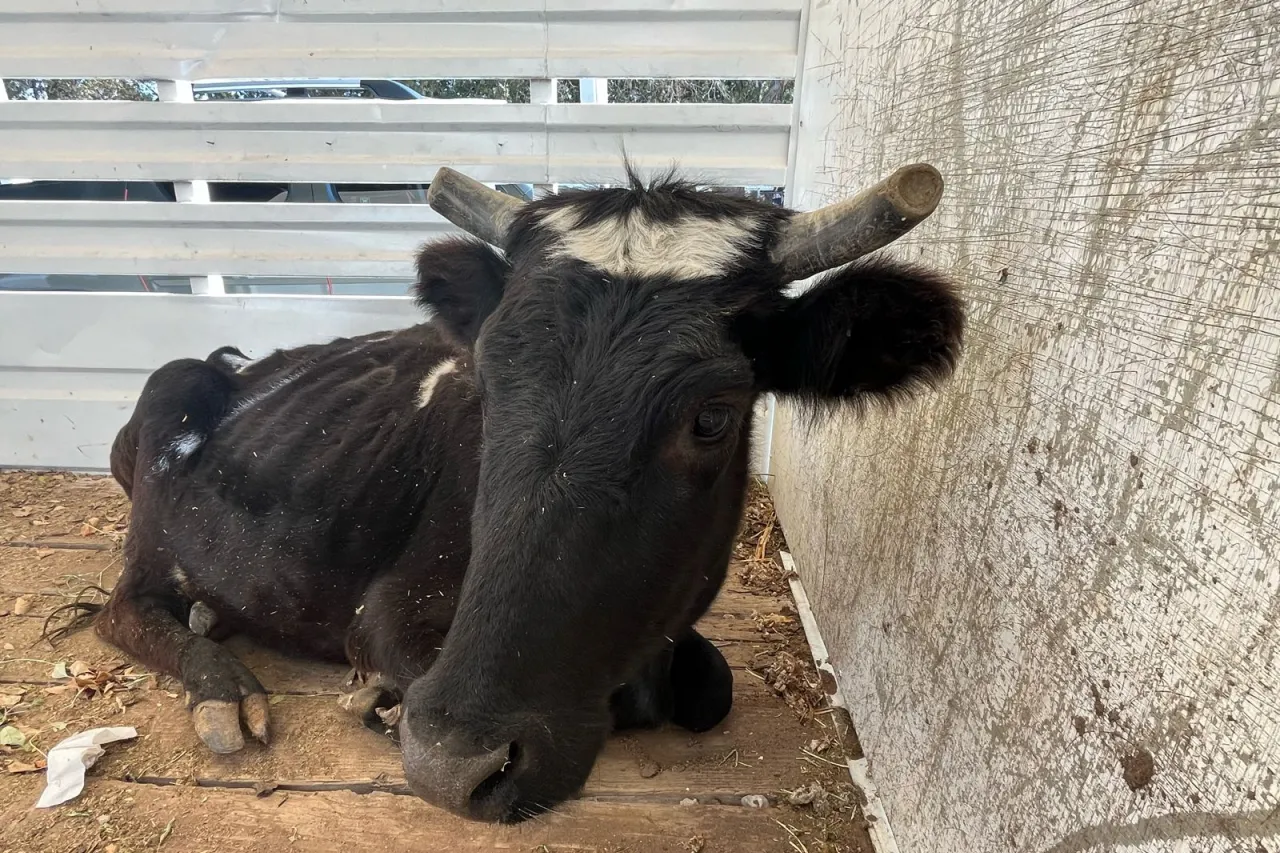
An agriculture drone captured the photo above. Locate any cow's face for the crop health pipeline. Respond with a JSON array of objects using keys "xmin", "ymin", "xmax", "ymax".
[{"xmin": 401, "ymin": 167, "xmax": 964, "ymax": 822}]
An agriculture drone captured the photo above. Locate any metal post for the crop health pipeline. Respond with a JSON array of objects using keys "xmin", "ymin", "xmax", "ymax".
[
  {"xmin": 157, "ymin": 80, "xmax": 224, "ymax": 295},
  {"xmin": 530, "ymin": 79, "xmax": 558, "ymax": 196}
]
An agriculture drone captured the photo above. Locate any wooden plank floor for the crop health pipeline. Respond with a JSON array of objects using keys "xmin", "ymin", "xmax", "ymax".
[{"xmin": 1, "ymin": 472, "xmax": 872, "ymax": 852}]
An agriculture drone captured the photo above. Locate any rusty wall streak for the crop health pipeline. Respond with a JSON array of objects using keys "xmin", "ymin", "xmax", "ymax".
[{"xmin": 771, "ymin": 0, "xmax": 1280, "ymax": 850}]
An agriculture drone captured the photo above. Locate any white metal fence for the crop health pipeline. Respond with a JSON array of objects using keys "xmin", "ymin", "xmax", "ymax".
[{"xmin": 0, "ymin": 0, "xmax": 806, "ymax": 470}]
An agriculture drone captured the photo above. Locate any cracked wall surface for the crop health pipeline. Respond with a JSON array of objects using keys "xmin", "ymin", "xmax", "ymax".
[{"xmin": 770, "ymin": 0, "xmax": 1280, "ymax": 849}]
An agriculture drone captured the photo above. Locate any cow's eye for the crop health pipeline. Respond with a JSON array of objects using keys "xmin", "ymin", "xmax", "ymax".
[{"xmin": 693, "ymin": 405, "xmax": 732, "ymax": 440}]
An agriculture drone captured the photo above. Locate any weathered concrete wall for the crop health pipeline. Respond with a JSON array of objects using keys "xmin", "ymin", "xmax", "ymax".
[{"xmin": 771, "ymin": 0, "xmax": 1280, "ymax": 850}]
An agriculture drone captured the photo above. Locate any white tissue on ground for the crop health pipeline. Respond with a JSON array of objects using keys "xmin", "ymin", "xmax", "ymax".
[{"xmin": 35, "ymin": 726, "xmax": 138, "ymax": 809}]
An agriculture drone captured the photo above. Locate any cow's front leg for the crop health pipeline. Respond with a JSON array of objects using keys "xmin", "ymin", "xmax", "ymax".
[
  {"xmin": 96, "ymin": 550, "xmax": 270, "ymax": 754},
  {"xmin": 339, "ymin": 574, "xmax": 451, "ymax": 740},
  {"xmin": 338, "ymin": 672, "xmax": 404, "ymax": 740}
]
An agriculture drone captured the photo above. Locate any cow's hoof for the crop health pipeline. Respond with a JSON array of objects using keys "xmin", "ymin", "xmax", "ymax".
[
  {"xmin": 179, "ymin": 637, "xmax": 271, "ymax": 753},
  {"xmin": 339, "ymin": 682, "xmax": 403, "ymax": 739},
  {"xmin": 192, "ymin": 699, "xmax": 246, "ymax": 754}
]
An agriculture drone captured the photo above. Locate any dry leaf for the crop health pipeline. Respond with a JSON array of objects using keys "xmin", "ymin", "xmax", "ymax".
[
  {"xmin": 36, "ymin": 548, "xmax": 55, "ymax": 559},
  {"xmin": 50, "ymin": 662, "xmax": 69, "ymax": 680},
  {"xmin": 7, "ymin": 760, "xmax": 44, "ymax": 774},
  {"xmin": 69, "ymin": 661, "xmax": 92, "ymax": 677},
  {"xmin": 79, "ymin": 523, "xmax": 95, "ymax": 537},
  {"xmin": 2, "ymin": 643, "xmax": 14, "ymax": 651},
  {"xmin": 11, "ymin": 597, "xmax": 30, "ymax": 616},
  {"xmin": 0, "ymin": 726, "xmax": 26, "ymax": 747},
  {"xmin": 11, "ymin": 507, "xmax": 32, "ymax": 518},
  {"xmin": 0, "ymin": 685, "xmax": 25, "ymax": 696},
  {"xmin": 0, "ymin": 695, "xmax": 22, "ymax": 710}
]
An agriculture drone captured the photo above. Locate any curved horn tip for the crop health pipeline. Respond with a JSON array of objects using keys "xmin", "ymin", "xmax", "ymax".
[
  {"xmin": 892, "ymin": 163, "xmax": 944, "ymax": 216},
  {"xmin": 426, "ymin": 167, "xmax": 464, "ymax": 204}
]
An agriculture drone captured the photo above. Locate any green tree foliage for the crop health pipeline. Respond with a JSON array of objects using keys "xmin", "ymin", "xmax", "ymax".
[
  {"xmin": 5, "ymin": 77, "xmax": 791, "ymax": 105},
  {"xmin": 403, "ymin": 78, "xmax": 790, "ymax": 104},
  {"xmin": 4, "ymin": 78, "xmax": 156, "ymax": 100}
]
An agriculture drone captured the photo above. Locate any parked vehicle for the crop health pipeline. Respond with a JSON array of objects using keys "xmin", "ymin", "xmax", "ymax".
[{"xmin": 0, "ymin": 79, "xmax": 534, "ymax": 295}]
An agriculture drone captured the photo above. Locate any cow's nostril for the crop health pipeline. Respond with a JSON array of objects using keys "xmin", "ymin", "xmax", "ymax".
[{"xmin": 469, "ymin": 741, "xmax": 520, "ymax": 808}]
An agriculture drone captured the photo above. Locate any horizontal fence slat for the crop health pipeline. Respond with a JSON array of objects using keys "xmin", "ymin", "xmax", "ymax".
[
  {"xmin": 0, "ymin": 102, "xmax": 791, "ymax": 185},
  {"xmin": 0, "ymin": 292, "xmax": 421, "ymax": 469},
  {"xmin": 0, "ymin": 202, "xmax": 455, "ymax": 277},
  {"xmin": 0, "ymin": 1, "xmax": 802, "ymax": 79}
]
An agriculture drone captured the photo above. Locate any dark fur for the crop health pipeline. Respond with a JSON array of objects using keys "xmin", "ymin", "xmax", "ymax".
[{"xmin": 97, "ymin": 169, "xmax": 964, "ymax": 823}]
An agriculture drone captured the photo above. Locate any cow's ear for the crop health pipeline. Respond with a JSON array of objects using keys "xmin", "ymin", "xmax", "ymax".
[
  {"xmin": 414, "ymin": 237, "xmax": 510, "ymax": 344},
  {"xmin": 745, "ymin": 257, "xmax": 964, "ymax": 408}
]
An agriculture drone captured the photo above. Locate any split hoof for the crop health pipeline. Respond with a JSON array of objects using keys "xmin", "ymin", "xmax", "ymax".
[
  {"xmin": 338, "ymin": 682, "xmax": 403, "ymax": 738},
  {"xmin": 180, "ymin": 637, "xmax": 271, "ymax": 754},
  {"xmin": 192, "ymin": 699, "xmax": 245, "ymax": 754}
]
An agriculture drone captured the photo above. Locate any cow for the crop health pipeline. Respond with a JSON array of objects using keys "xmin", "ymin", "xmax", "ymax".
[{"xmin": 91, "ymin": 163, "xmax": 964, "ymax": 823}]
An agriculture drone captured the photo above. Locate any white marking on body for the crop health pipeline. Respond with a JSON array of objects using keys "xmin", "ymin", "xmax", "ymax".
[
  {"xmin": 172, "ymin": 564, "xmax": 189, "ymax": 586},
  {"xmin": 416, "ymin": 358, "xmax": 459, "ymax": 409},
  {"xmin": 221, "ymin": 362, "xmax": 312, "ymax": 427},
  {"xmin": 219, "ymin": 350, "xmax": 256, "ymax": 373},
  {"xmin": 150, "ymin": 430, "xmax": 204, "ymax": 475},
  {"xmin": 538, "ymin": 204, "xmax": 761, "ymax": 280},
  {"xmin": 168, "ymin": 432, "xmax": 203, "ymax": 459}
]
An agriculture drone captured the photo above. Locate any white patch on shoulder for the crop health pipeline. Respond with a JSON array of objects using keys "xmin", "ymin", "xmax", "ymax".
[
  {"xmin": 538, "ymin": 204, "xmax": 760, "ymax": 280},
  {"xmin": 416, "ymin": 358, "xmax": 459, "ymax": 409},
  {"xmin": 149, "ymin": 431, "xmax": 205, "ymax": 476},
  {"xmin": 169, "ymin": 432, "xmax": 203, "ymax": 459},
  {"xmin": 172, "ymin": 564, "xmax": 189, "ymax": 586}
]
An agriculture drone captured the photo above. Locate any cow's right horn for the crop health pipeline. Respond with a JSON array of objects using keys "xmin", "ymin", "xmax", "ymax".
[
  {"xmin": 428, "ymin": 167, "xmax": 523, "ymax": 248},
  {"xmin": 770, "ymin": 163, "xmax": 944, "ymax": 283}
]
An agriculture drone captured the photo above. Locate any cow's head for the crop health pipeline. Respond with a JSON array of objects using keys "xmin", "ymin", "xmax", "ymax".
[{"xmin": 402, "ymin": 165, "xmax": 964, "ymax": 821}]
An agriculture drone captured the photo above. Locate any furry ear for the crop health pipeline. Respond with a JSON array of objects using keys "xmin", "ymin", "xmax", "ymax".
[
  {"xmin": 413, "ymin": 237, "xmax": 510, "ymax": 344},
  {"xmin": 745, "ymin": 257, "xmax": 964, "ymax": 407}
]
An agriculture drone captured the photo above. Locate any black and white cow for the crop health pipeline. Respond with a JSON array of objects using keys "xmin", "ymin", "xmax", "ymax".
[{"xmin": 96, "ymin": 164, "xmax": 964, "ymax": 822}]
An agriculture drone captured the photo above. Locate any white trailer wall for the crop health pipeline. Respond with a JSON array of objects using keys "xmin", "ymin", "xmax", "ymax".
[{"xmin": 772, "ymin": 0, "xmax": 1280, "ymax": 850}]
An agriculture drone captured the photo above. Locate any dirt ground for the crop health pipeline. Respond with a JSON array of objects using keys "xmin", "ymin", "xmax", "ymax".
[{"xmin": 0, "ymin": 472, "xmax": 873, "ymax": 853}]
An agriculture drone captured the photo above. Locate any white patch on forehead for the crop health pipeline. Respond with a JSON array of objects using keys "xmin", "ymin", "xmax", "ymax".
[
  {"xmin": 538, "ymin": 204, "xmax": 760, "ymax": 280},
  {"xmin": 416, "ymin": 358, "xmax": 458, "ymax": 409}
]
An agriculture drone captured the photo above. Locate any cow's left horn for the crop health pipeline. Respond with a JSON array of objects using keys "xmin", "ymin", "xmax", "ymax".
[
  {"xmin": 770, "ymin": 164, "xmax": 944, "ymax": 283},
  {"xmin": 428, "ymin": 167, "xmax": 523, "ymax": 248}
]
